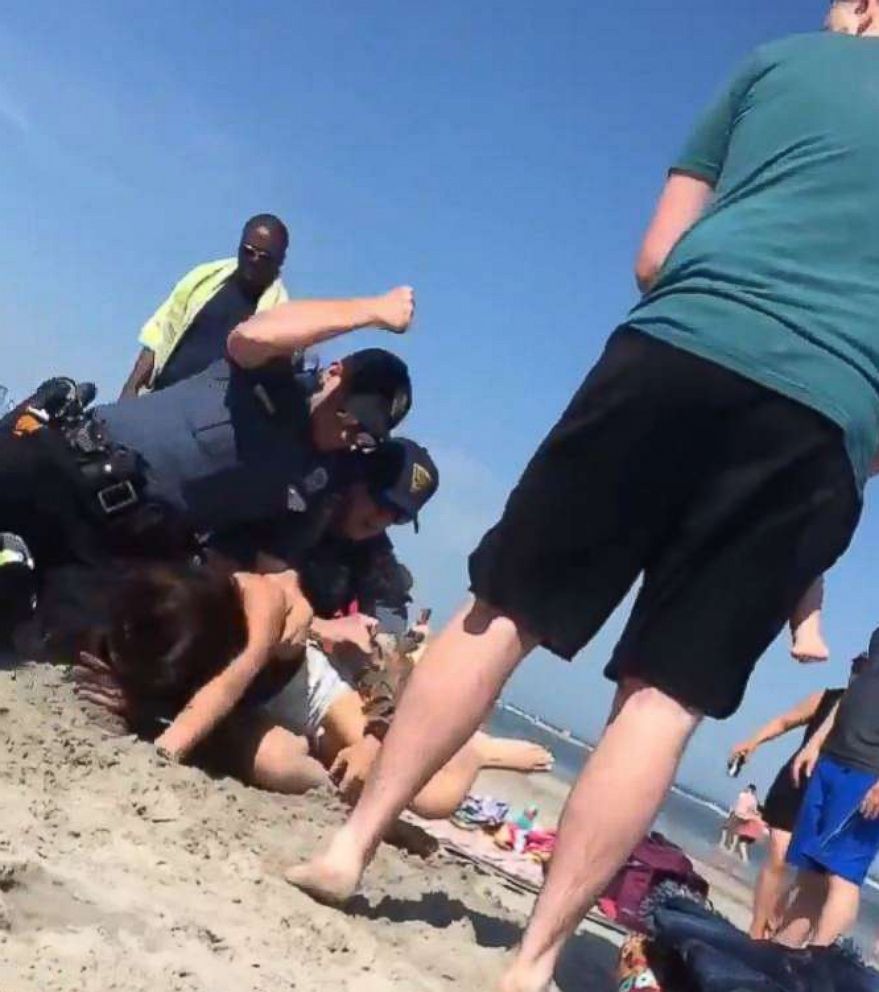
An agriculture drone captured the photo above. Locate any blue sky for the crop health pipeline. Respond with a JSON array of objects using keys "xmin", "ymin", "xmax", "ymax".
[{"xmin": 1, "ymin": 1, "xmax": 875, "ymax": 804}]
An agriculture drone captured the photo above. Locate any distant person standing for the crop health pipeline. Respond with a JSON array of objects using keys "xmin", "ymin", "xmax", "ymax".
[
  {"xmin": 719, "ymin": 784, "xmax": 763, "ymax": 864},
  {"xmin": 120, "ymin": 214, "xmax": 291, "ymax": 397},
  {"xmin": 730, "ymin": 678, "xmax": 849, "ymax": 938},
  {"xmin": 776, "ymin": 631, "xmax": 879, "ymax": 948}
]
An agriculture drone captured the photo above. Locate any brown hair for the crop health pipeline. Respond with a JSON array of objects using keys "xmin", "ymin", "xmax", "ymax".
[{"xmin": 106, "ymin": 562, "xmax": 247, "ymax": 725}]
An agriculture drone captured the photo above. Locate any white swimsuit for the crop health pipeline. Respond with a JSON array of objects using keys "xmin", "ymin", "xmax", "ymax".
[{"xmin": 260, "ymin": 643, "xmax": 352, "ymax": 741}]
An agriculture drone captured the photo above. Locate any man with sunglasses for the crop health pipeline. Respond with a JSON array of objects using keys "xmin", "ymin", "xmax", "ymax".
[
  {"xmin": 120, "ymin": 214, "xmax": 292, "ymax": 397},
  {"xmin": 0, "ymin": 287, "xmax": 415, "ymax": 640}
]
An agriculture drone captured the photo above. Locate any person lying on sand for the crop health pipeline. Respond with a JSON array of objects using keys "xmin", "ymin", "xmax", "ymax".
[
  {"xmin": 28, "ymin": 429, "xmax": 551, "ymax": 790},
  {"xmin": 72, "ymin": 560, "xmax": 550, "ymax": 819}
]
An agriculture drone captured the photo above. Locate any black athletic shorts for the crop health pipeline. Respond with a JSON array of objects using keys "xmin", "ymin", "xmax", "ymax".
[
  {"xmin": 469, "ymin": 327, "xmax": 862, "ymax": 718},
  {"xmin": 762, "ymin": 759, "xmax": 805, "ymax": 834}
]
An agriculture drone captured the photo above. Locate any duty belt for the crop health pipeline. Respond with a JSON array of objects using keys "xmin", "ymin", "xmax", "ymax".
[{"xmin": 62, "ymin": 417, "xmax": 146, "ymax": 518}]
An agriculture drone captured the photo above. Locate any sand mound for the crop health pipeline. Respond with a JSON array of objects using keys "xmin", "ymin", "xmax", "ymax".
[{"xmin": 0, "ymin": 660, "xmax": 617, "ymax": 991}]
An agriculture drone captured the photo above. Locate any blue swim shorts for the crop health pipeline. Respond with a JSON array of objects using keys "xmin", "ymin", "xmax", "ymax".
[{"xmin": 787, "ymin": 755, "xmax": 879, "ymax": 885}]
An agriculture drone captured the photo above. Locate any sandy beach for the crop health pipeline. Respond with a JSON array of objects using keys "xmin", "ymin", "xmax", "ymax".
[{"xmin": 0, "ymin": 659, "xmax": 631, "ymax": 992}]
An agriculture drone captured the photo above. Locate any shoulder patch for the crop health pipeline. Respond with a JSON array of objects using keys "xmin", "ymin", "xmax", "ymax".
[{"xmin": 410, "ymin": 462, "xmax": 432, "ymax": 494}]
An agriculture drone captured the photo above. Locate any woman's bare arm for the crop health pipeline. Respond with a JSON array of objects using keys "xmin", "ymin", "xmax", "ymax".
[{"xmin": 154, "ymin": 573, "xmax": 291, "ymax": 760}]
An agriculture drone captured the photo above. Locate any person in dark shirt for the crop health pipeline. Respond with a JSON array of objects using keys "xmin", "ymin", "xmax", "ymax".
[
  {"xmin": 208, "ymin": 438, "xmax": 440, "ymax": 646},
  {"xmin": 303, "ymin": 438, "xmax": 438, "ymax": 629},
  {"xmin": 774, "ymin": 632, "xmax": 879, "ymax": 948},
  {"xmin": 152, "ymin": 273, "xmax": 264, "ymax": 391},
  {"xmin": 729, "ymin": 670, "xmax": 858, "ymax": 938},
  {"xmin": 120, "ymin": 214, "xmax": 291, "ymax": 396}
]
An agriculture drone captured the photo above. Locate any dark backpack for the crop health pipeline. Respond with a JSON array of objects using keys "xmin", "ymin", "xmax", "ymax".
[{"xmin": 600, "ymin": 832, "xmax": 709, "ymax": 932}]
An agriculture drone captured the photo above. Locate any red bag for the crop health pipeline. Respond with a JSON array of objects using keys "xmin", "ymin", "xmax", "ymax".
[{"xmin": 599, "ymin": 832, "xmax": 709, "ymax": 932}]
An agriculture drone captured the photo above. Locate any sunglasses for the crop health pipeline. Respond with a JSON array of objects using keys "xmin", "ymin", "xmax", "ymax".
[
  {"xmin": 336, "ymin": 409, "xmax": 379, "ymax": 453},
  {"xmin": 241, "ymin": 242, "xmax": 276, "ymax": 264}
]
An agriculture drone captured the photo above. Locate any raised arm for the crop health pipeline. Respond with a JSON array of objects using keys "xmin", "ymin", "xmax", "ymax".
[
  {"xmin": 635, "ymin": 173, "xmax": 714, "ymax": 293},
  {"xmin": 119, "ymin": 347, "xmax": 156, "ymax": 399},
  {"xmin": 730, "ymin": 691, "xmax": 825, "ymax": 762},
  {"xmin": 227, "ymin": 286, "xmax": 415, "ymax": 369}
]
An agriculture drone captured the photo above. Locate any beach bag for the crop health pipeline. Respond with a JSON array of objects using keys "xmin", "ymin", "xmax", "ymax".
[{"xmin": 599, "ymin": 832, "xmax": 709, "ymax": 932}]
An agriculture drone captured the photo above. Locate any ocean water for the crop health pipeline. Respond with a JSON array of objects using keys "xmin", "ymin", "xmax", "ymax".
[{"xmin": 487, "ymin": 703, "xmax": 879, "ymax": 953}]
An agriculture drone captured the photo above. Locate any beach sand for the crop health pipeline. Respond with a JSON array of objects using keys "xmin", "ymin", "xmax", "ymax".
[{"xmin": 0, "ymin": 660, "xmax": 625, "ymax": 992}]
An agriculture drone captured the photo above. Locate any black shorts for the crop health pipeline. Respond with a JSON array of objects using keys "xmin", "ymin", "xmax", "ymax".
[
  {"xmin": 762, "ymin": 760, "xmax": 803, "ymax": 834},
  {"xmin": 469, "ymin": 328, "xmax": 861, "ymax": 718}
]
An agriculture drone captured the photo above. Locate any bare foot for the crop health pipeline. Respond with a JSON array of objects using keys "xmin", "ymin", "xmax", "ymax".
[
  {"xmin": 475, "ymin": 733, "xmax": 555, "ymax": 773},
  {"xmin": 497, "ymin": 962, "xmax": 553, "ymax": 992},
  {"xmin": 284, "ymin": 831, "xmax": 365, "ymax": 907}
]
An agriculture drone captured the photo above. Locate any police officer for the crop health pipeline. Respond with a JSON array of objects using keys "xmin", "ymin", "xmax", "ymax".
[
  {"xmin": 0, "ymin": 286, "xmax": 415, "ymax": 632},
  {"xmin": 304, "ymin": 437, "xmax": 439, "ymax": 634},
  {"xmin": 210, "ymin": 437, "xmax": 439, "ymax": 636}
]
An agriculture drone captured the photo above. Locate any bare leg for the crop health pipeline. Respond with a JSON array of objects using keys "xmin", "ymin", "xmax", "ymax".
[
  {"xmin": 775, "ymin": 870, "xmax": 827, "ymax": 947},
  {"xmin": 410, "ymin": 740, "xmax": 484, "ymax": 820},
  {"xmin": 472, "ymin": 731, "xmax": 554, "ymax": 773},
  {"xmin": 750, "ymin": 828, "xmax": 792, "ymax": 938},
  {"xmin": 217, "ymin": 713, "xmax": 330, "ymax": 794},
  {"xmin": 499, "ymin": 681, "xmax": 700, "ymax": 992},
  {"xmin": 285, "ymin": 599, "xmax": 536, "ymax": 902},
  {"xmin": 790, "ymin": 576, "xmax": 829, "ymax": 663},
  {"xmin": 811, "ymin": 874, "xmax": 860, "ymax": 945}
]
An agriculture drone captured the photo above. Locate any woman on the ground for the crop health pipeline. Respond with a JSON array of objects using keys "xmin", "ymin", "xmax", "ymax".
[{"xmin": 74, "ymin": 559, "xmax": 538, "ymax": 818}]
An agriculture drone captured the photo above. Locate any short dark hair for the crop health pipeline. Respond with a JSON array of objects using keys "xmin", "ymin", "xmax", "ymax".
[
  {"xmin": 242, "ymin": 213, "xmax": 289, "ymax": 251},
  {"xmin": 106, "ymin": 562, "xmax": 247, "ymax": 729}
]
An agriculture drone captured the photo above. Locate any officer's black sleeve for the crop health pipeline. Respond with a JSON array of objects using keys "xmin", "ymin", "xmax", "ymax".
[
  {"xmin": 354, "ymin": 537, "xmax": 413, "ymax": 635},
  {"xmin": 206, "ymin": 517, "xmax": 314, "ymax": 572}
]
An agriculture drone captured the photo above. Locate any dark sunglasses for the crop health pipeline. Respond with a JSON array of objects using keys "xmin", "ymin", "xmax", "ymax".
[
  {"xmin": 241, "ymin": 242, "xmax": 276, "ymax": 264},
  {"xmin": 336, "ymin": 409, "xmax": 379, "ymax": 453}
]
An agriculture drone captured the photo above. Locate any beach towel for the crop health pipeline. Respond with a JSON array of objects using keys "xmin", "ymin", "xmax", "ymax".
[
  {"xmin": 451, "ymin": 795, "xmax": 510, "ymax": 831},
  {"xmin": 616, "ymin": 935, "xmax": 661, "ymax": 992},
  {"xmin": 524, "ymin": 828, "xmax": 556, "ymax": 860}
]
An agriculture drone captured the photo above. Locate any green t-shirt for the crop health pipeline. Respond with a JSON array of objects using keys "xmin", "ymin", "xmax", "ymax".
[{"xmin": 628, "ymin": 33, "xmax": 879, "ymax": 487}]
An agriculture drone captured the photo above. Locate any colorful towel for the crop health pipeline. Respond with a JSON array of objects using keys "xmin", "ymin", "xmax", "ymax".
[
  {"xmin": 451, "ymin": 795, "xmax": 510, "ymax": 831},
  {"xmin": 616, "ymin": 935, "xmax": 662, "ymax": 991}
]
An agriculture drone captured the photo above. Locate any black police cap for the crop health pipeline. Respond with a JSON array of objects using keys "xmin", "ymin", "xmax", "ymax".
[
  {"xmin": 342, "ymin": 349, "xmax": 412, "ymax": 443},
  {"xmin": 367, "ymin": 437, "xmax": 439, "ymax": 530}
]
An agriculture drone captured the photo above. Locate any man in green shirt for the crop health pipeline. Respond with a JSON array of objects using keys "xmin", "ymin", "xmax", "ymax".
[
  {"xmin": 290, "ymin": 5, "xmax": 879, "ymax": 989},
  {"xmin": 120, "ymin": 214, "xmax": 290, "ymax": 397}
]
